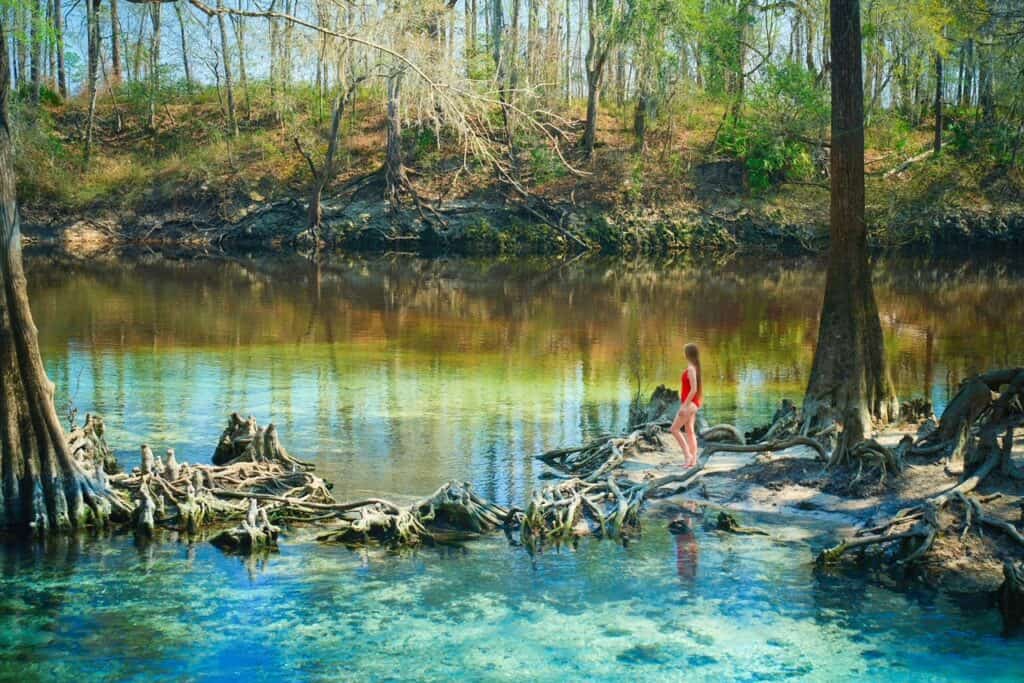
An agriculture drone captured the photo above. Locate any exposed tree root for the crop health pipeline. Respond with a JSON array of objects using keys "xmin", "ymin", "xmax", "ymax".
[
  {"xmin": 999, "ymin": 561, "xmax": 1024, "ymax": 635},
  {"xmin": 316, "ymin": 481, "xmax": 507, "ymax": 547},
  {"xmin": 537, "ymin": 424, "xmax": 664, "ymax": 480},
  {"xmin": 212, "ymin": 412, "xmax": 315, "ymax": 470},
  {"xmin": 703, "ymin": 435, "xmax": 828, "ymax": 461},
  {"xmin": 210, "ymin": 498, "xmax": 280, "ymax": 555},
  {"xmin": 101, "ymin": 415, "xmax": 334, "ymax": 544},
  {"xmin": 816, "ymin": 372, "xmax": 1024, "ymax": 570},
  {"xmin": 514, "ymin": 468, "xmax": 706, "ymax": 554},
  {"xmin": 714, "ymin": 511, "xmax": 769, "ymax": 536}
]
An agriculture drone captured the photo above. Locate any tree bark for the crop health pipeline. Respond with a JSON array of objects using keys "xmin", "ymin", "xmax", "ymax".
[
  {"xmin": 582, "ymin": 0, "xmax": 608, "ymax": 159},
  {"xmin": 296, "ymin": 79, "xmax": 361, "ymax": 233},
  {"xmin": 174, "ymin": 2, "xmax": 192, "ymax": 91},
  {"xmin": 215, "ymin": 0, "xmax": 239, "ymax": 137},
  {"xmin": 53, "ymin": 0, "xmax": 67, "ymax": 97},
  {"xmin": 232, "ymin": 2, "xmax": 250, "ymax": 120},
  {"xmin": 385, "ymin": 72, "xmax": 404, "ymax": 208},
  {"xmin": 961, "ymin": 38, "xmax": 973, "ymax": 107},
  {"xmin": 84, "ymin": 0, "xmax": 102, "ymax": 166},
  {"xmin": 466, "ymin": 0, "xmax": 477, "ymax": 71},
  {"xmin": 148, "ymin": 2, "xmax": 162, "ymax": 131},
  {"xmin": 111, "ymin": 0, "xmax": 123, "ymax": 86},
  {"xmin": 29, "ymin": 0, "xmax": 41, "ymax": 103},
  {"xmin": 0, "ymin": 18, "xmax": 114, "ymax": 535},
  {"xmin": 804, "ymin": 0, "xmax": 897, "ymax": 459},
  {"xmin": 934, "ymin": 50, "xmax": 943, "ymax": 155}
]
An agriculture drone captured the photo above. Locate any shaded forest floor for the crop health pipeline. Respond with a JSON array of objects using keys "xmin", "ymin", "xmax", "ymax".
[{"xmin": 15, "ymin": 92, "xmax": 1024, "ymax": 255}]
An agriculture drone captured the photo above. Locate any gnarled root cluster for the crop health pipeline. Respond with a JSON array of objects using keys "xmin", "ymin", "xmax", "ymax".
[
  {"xmin": 817, "ymin": 369, "xmax": 1024, "ymax": 571},
  {"xmin": 68, "ymin": 414, "xmax": 133, "ymax": 522},
  {"xmin": 539, "ymin": 388, "xmax": 751, "ymax": 480},
  {"xmin": 213, "ymin": 412, "xmax": 315, "ymax": 471},
  {"xmin": 714, "ymin": 511, "xmax": 768, "ymax": 536},
  {"xmin": 537, "ymin": 424, "xmax": 664, "ymax": 480},
  {"xmin": 316, "ymin": 481, "xmax": 509, "ymax": 547},
  {"xmin": 513, "ymin": 470, "xmax": 705, "ymax": 554},
  {"xmin": 106, "ymin": 415, "xmax": 334, "ymax": 541},
  {"xmin": 211, "ymin": 498, "xmax": 281, "ymax": 555}
]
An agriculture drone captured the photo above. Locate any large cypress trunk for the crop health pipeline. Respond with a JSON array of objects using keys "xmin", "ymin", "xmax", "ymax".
[
  {"xmin": 803, "ymin": 0, "xmax": 897, "ymax": 461},
  {"xmin": 0, "ymin": 20, "xmax": 114, "ymax": 535}
]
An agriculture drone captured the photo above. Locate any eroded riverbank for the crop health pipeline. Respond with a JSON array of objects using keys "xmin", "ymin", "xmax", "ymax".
[{"xmin": 22, "ymin": 199, "xmax": 1024, "ymax": 257}]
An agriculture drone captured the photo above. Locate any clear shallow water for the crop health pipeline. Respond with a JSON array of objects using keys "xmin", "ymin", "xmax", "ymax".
[
  {"xmin": 1, "ymin": 517, "xmax": 1021, "ymax": 682},
  {"xmin": 3, "ymin": 251, "xmax": 1024, "ymax": 680}
]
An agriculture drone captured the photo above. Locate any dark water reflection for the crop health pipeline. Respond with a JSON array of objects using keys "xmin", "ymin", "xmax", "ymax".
[{"xmin": 24, "ymin": 251, "xmax": 1024, "ymax": 504}]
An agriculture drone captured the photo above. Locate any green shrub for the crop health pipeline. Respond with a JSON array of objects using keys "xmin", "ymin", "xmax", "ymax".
[
  {"xmin": 528, "ymin": 145, "xmax": 568, "ymax": 185},
  {"xmin": 867, "ymin": 111, "xmax": 912, "ymax": 152},
  {"xmin": 715, "ymin": 62, "xmax": 829, "ymax": 191}
]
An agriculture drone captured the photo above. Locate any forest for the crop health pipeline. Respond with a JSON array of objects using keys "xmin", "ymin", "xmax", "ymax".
[
  {"xmin": 1, "ymin": 1, "xmax": 1024, "ymax": 681},
  {"xmin": 2, "ymin": 0, "xmax": 1023, "ymax": 252}
]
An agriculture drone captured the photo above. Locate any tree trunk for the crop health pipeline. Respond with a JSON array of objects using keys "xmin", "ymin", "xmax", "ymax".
[
  {"xmin": 385, "ymin": 72, "xmax": 404, "ymax": 208},
  {"xmin": 582, "ymin": 0, "xmax": 606, "ymax": 159},
  {"xmin": 131, "ymin": 11, "xmax": 145, "ymax": 83},
  {"xmin": 29, "ymin": 0, "xmax": 41, "ymax": 103},
  {"xmin": 84, "ymin": 0, "xmax": 101, "ymax": 166},
  {"xmin": 978, "ymin": 37, "xmax": 994, "ymax": 122},
  {"xmin": 299, "ymin": 79, "xmax": 360, "ymax": 233},
  {"xmin": 934, "ymin": 50, "xmax": 943, "ymax": 155},
  {"xmin": 45, "ymin": 0, "xmax": 55, "ymax": 90},
  {"xmin": 53, "ymin": 0, "xmax": 67, "ymax": 98},
  {"xmin": 961, "ymin": 38, "xmax": 973, "ymax": 107},
  {"xmin": 148, "ymin": 2, "xmax": 162, "ymax": 131},
  {"xmin": 110, "ymin": 0, "xmax": 123, "ymax": 86},
  {"xmin": 633, "ymin": 91, "xmax": 648, "ymax": 151},
  {"xmin": 174, "ymin": 2, "xmax": 192, "ymax": 92},
  {"xmin": 491, "ymin": 0, "xmax": 503, "ymax": 68},
  {"xmin": 0, "ymin": 19, "xmax": 115, "ymax": 535},
  {"xmin": 215, "ymin": 0, "xmax": 239, "ymax": 137},
  {"xmin": 466, "ymin": 0, "xmax": 477, "ymax": 70},
  {"xmin": 268, "ymin": 1, "xmax": 281, "ymax": 125},
  {"xmin": 804, "ymin": 0, "xmax": 897, "ymax": 460},
  {"xmin": 583, "ymin": 75, "xmax": 600, "ymax": 157},
  {"xmin": 527, "ymin": 0, "xmax": 538, "ymax": 85},
  {"xmin": 232, "ymin": 3, "xmax": 251, "ymax": 121},
  {"xmin": 14, "ymin": 6, "xmax": 26, "ymax": 88}
]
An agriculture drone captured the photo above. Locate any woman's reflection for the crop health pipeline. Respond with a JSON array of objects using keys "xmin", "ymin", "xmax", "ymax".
[{"xmin": 669, "ymin": 502, "xmax": 701, "ymax": 583}]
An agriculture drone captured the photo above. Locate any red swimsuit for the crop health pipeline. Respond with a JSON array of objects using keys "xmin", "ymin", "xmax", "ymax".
[{"xmin": 681, "ymin": 368, "xmax": 702, "ymax": 408}]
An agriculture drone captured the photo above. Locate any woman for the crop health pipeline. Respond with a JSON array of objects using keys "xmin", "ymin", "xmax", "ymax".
[{"xmin": 670, "ymin": 343, "xmax": 702, "ymax": 468}]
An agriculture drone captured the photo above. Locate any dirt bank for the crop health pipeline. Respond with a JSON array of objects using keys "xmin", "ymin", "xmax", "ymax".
[{"xmin": 21, "ymin": 193, "xmax": 1024, "ymax": 258}]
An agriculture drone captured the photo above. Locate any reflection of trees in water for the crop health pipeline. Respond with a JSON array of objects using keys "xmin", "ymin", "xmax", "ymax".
[
  {"xmin": 873, "ymin": 256, "xmax": 1024, "ymax": 399},
  {"xmin": 22, "ymin": 252, "xmax": 1024, "ymax": 479}
]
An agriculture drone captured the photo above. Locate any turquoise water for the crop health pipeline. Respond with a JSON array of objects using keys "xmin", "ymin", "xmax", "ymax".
[
  {"xmin": 1, "ymin": 518, "xmax": 1020, "ymax": 681},
  {"xmin": 2, "ymin": 252, "xmax": 1024, "ymax": 680}
]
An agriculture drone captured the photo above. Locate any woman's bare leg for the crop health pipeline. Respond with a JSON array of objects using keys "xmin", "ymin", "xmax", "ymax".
[
  {"xmin": 670, "ymin": 410, "xmax": 693, "ymax": 461},
  {"xmin": 684, "ymin": 410, "xmax": 699, "ymax": 465}
]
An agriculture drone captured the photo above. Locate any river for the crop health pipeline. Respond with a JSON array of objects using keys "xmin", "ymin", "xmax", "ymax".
[{"xmin": 2, "ymin": 251, "xmax": 1022, "ymax": 680}]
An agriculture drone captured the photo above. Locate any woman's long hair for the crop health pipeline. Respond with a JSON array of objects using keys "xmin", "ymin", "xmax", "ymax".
[{"xmin": 684, "ymin": 343, "xmax": 702, "ymax": 400}]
